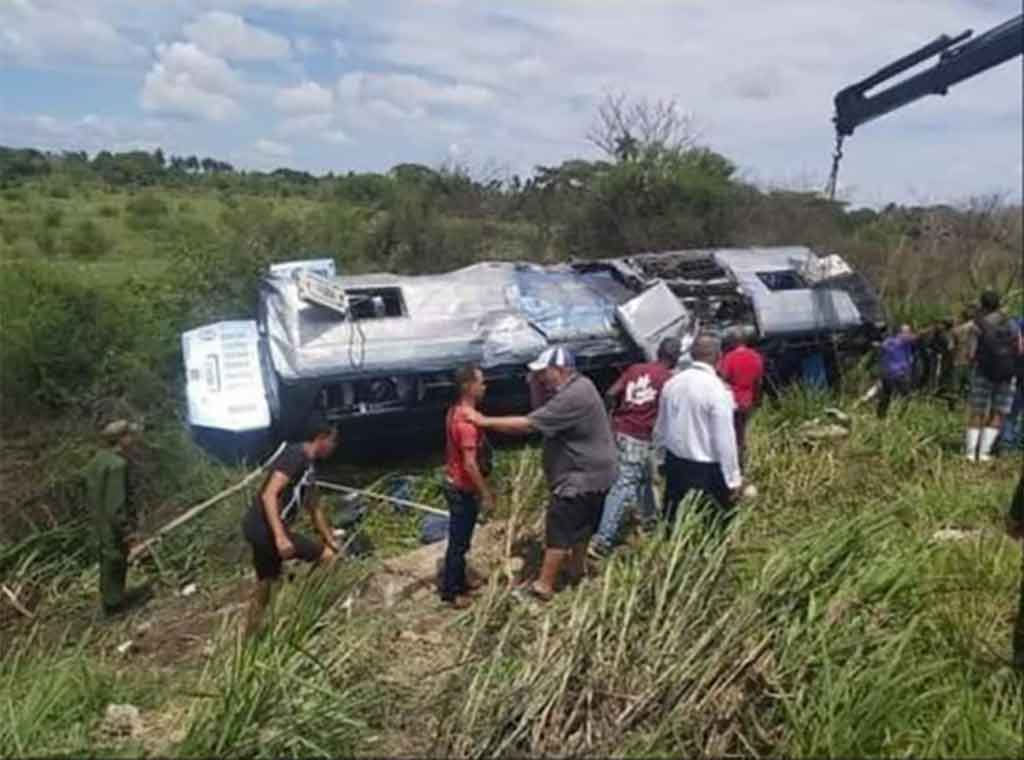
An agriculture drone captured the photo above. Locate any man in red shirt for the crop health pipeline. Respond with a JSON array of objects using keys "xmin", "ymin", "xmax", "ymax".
[
  {"xmin": 440, "ymin": 363, "xmax": 494, "ymax": 609},
  {"xmin": 717, "ymin": 327, "xmax": 764, "ymax": 472},
  {"xmin": 589, "ymin": 337, "xmax": 681, "ymax": 559}
]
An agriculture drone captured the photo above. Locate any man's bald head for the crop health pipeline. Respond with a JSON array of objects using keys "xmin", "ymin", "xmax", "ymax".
[{"xmin": 690, "ymin": 334, "xmax": 721, "ymax": 365}]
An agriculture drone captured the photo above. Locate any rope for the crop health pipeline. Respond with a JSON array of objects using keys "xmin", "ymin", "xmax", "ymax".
[
  {"xmin": 128, "ymin": 441, "xmax": 288, "ymax": 563},
  {"xmin": 316, "ymin": 480, "xmax": 449, "ymax": 518}
]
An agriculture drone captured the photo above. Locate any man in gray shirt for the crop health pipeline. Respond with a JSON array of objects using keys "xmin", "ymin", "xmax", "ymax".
[{"xmin": 468, "ymin": 346, "xmax": 617, "ymax": 601}]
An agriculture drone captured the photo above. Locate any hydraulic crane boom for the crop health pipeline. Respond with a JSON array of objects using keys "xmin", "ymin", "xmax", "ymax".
[{"xmin": 827, "ymin": 13, "xmax": 1023, "ymax": 198}]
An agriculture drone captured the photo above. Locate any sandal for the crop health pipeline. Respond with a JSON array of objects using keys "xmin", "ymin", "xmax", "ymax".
[{"xmin": 513, "ymin": 582, "xmax": 553, "ymax": 604}]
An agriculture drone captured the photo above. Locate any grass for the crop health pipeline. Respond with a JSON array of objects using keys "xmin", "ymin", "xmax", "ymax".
[
  {"xmin": 425, "ymin": 389, "xmax": 1023, "ymax": 757},
  {"xmin": 178, "ymin": 568, "xmax": 381, "ymax": 758},
  {"xmin": 1, "ymin": 376, "xmax": 1021, "ymax": 757}
]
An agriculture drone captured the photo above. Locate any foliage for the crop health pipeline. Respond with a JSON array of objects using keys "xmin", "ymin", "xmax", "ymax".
[
  {"xmin": 66, "ymin": 218, "xmax": 110, "ymax": 259},
  {"xmin": 178, "ymin": 570, "xmax": 381, "ymax": 758},
  {"xmin": 0, "ymin": 261, "xmax": 132, "ymax": 412}
]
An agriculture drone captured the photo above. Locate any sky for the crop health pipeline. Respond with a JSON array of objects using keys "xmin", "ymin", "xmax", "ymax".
[{"xmin": 0, "ymin": 0, "xmax": 1021, "ymax": 208}]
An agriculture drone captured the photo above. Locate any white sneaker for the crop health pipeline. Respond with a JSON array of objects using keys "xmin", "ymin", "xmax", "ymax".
[{"xmin": 978, "ymin": 454, "xmax": 993, "ymax": 463}]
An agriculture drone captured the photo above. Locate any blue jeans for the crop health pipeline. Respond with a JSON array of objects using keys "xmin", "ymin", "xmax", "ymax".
[
  {"xmin": 999, "ymin": 385, "xmax": 1024, "ymax": 452},
  {"xmin": 593, "ymin": 434, "xmax": 656, "ymax": 552},
  {"xmin": 440, "ymin": 484, "xmax": 479, "ymax": 601}
]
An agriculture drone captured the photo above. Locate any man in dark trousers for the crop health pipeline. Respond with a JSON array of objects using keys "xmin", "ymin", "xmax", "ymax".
[
  {"xmin": 653, "ymin": 334, "xmax": 742, "ymax": 529},
  {"xmin": 589, "ymin": 337, "xmax": 681, "ymax": 559},
  {"xmin": 440, "ymin": 364, "xmax": 494, "ymax": 609},
  {"xmin": 1006, "ymin": 472, "xmax": 1024, "ymax": 670},
  {"xmin": 242, "ymin": 415, "xmax": 340, "ymax": 636},
  {"xmin": 876, "ymin": 324, "xmax": 916, "ymax": 419},
  {"xmin": 84, "ymin": 419, "xmax": 149, "ymax": 617},
  {"xmin": 469, "ymin": 347, "xmax": 617, "ymax": 601},
  {"xmin": 717, "ymin": 326, "xmax": 764, "ymax": 473}
]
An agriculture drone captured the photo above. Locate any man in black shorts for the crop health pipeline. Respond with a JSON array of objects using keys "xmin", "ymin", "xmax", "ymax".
[
  {"xmin": 469, "ymin": 347, "xmax": 617, "ymax": 601},
  {"xmin": 242, "ymin": 415, "xmax": 340, "ymax": 636}
]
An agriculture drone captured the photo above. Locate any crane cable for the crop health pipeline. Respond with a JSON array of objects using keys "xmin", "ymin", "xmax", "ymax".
[{"xmin": 825, "ymin": 131, "xmax": 845, "ymax": 202}]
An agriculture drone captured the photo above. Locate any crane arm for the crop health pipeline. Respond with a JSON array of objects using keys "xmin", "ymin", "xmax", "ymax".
[{"xmin": 833, "ymin": 14, "xmax": 1023, "ymax": 137}]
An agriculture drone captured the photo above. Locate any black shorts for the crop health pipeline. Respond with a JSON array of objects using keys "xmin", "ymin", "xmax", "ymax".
[
  {"xmin": 243, "ymin": 521, "xmax": 323, "ymax": 581},
  {"xmin": 545, "ymin": 491, "xmax": 606, "ymax": 549}
]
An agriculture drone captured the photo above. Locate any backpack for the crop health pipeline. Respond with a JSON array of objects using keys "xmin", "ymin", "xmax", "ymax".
[{"xmin": 974, "ymin": 314, "xmax": 1019, "ymax": 383}]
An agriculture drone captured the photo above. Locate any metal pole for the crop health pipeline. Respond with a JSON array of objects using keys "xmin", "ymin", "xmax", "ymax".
[{"xmin": 317, "ymin": 480, "xmax": 449, "ymax": 518}]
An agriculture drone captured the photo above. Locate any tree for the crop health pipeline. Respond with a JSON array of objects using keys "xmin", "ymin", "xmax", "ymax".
[{"xmin": 586, "ymin": 92, "xmax": 700, "ymax": 162}]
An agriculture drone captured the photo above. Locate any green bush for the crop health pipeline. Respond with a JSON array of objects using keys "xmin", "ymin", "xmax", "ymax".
[
  {"xmin": 125, "ymin": 192, "xmax": 170, "ymax": 230},
  {"xmin": 0, "ymin": 261, "xmax": 130, "ymax": 412},
  {"xmin": 43, "ymin": 206, "xmax": 64, "ymax": 229},
  {"xmin": 0, "ymin": 215, "xmax": 22, "ymax": 245},
  {"xmin": 66, "ymin": 218, "xmax": 109, "ymax": 259},
  {"xmin": 32, "ymin": 224, "xmax": 58, "ymax": 256},
  {"xmin": 47, "ymin": 184, "xmax": 72, "ymax": 199},
  {"xmin": 97, "ymin": 204, "xmax": 120, "ymax": 218}
]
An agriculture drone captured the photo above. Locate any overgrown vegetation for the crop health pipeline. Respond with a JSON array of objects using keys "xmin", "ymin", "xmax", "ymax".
[{"xmin": 0, "ymin": 94, "xmax": 1021, "ymax": 757}]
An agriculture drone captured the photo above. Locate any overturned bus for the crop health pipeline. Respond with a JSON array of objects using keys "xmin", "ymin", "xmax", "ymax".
[{"xmin": 182, "ymin": 246, "xmax": 884, "ymax": 457}]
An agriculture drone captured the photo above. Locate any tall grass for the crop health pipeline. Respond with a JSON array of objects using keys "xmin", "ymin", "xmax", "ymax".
[
  {"xmin": 0, "ymin": 627, "xmax": 113, "ymax": 756},
  {"xmin": 178, "ymin": 567, "xmax": 381, "ymax": 758},
  {"xmin": 430, "ymin": 389, "xmax": 1023, "ymax": 757}
]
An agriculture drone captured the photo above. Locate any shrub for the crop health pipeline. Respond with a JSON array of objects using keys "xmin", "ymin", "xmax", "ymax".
[
  {"xmin": 0, "ymin": 216, "xmax": 22, "ymax": 245},
  {"xmin": 32, "ymin": 225, "xmax": 58, "ymax": 256},
  {"xmin": 125, "ymin": 192, "xmax": 170, "ymax": 230},
  {"xmin": 97, "ymin": 204, "xmax": 120, "ymax": 218},
  {"xmin": 47, "ymin": 184, "xmax": 71, "ymax": 200},
  {"xmin": 0, "ymin": 261, "xmax": 129, "ymax": 412},
  {"xmin": 42, "ymin": 206, "xmax": 63, "ymax": 229},
  {"xmin": 66, "ymin": 218, "xmax": 109, "ymax": 259}
]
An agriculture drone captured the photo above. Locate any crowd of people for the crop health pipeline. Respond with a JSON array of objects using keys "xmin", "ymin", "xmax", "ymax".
[
  {"xmin": 877, "ymin": 290, "xmax": 1024, "ymax": 461},
  {"xmin": 85, "ymin": 289, "xmax": 1023, "ymax": 670}
]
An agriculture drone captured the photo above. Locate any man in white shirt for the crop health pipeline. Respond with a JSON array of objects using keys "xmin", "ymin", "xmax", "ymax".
[{"xmin": 653, "ymin": 334, "xmax": 742, "ymax": 529}]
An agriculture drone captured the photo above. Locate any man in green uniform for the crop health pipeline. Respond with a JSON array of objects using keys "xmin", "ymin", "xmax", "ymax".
[
  {"xmin": 84, "ymin": 419, "xmax": 147, "ymax": 617},
  {"xmin": 1007, "ymin": 471, "xmax": 1024, "ymax": 670}
]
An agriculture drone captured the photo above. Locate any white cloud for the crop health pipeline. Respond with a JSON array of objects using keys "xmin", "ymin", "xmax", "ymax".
[
  {"xmin": 0, "ymin": 0, "xmax": 1019, "ymax": 205},
  {"xmin": 141, "ymin": 43, "xmax": 242, "ymax": 122},
  {"xmin": 322, "ymin": 129, "xmax": 351, "ymax": 145},
  {"xmin": 0, "ymin": 0, "xmax": 145, "ymax": 66},
  {"xmin": 184, "ymin": 11, "xmax": 291, "ymax": 61},
  {"xmin": 278, "ymin": 112, "xmax": 333, "ymax": 134},
  {"xmin": 295, "ymin": 36, "xmax": 321, "ymax": 55},
  {"xmin": 0, "ymin": 111, "xmax": 169, "ymax": 154},
  {"xmin": 254, "ymin": 138, "xmax": 293, "ymax": 158},
  {"xmin": 336, "ymin": 71, "xmax": 496, "ymax": 114},
  {"xmin": 274, "ymin": 81, "xmax": 334, "ymax": 114}
]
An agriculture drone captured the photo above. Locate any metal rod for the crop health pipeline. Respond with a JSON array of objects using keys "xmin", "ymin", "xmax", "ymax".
[
  {"xmin": 317, "ymin": 480, "xmax": 449, "ymax": 518},
  {"xmin": 129, "ymin": 441, "xmax": 288, "ymax": 563}
]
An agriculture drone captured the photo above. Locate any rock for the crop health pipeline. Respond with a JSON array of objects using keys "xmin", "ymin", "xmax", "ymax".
[
  {"xmin": 101, "ymin": 704, "xmax": 142, "ymax": 738},
  {"xmin": 800, "ymin": 423, "xmax": 849, "ymax": 441},
  {"xmin": 180, "ymin": 583, "xmax": 198, "ymax": 597},
  {"xmin": 823, "ymin": 407, "xmax": 852, "ymax": 427},
  {"xmin": 135, "ymin": 621, "xmax": 152, "ymax": 636},
  {"xmin": 931, "ymin": 528, "xmax": 981, "ymax": 543},
  {"xmin": 116, "ymin": 640, "xmax": 135, "ymax": 655}
]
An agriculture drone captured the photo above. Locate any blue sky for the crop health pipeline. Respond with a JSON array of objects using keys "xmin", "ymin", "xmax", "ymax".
[{"xmin": 1, "ymin": 0, "xmax": 1020, "ymax": 207}]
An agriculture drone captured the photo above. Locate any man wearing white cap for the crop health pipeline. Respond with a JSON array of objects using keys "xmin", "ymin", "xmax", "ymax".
[{"xmin": 468, "ymin": 346, "xmax": 617, "ymax": 601}]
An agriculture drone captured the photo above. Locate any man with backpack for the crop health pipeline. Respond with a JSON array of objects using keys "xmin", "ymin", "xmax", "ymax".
[{"xmin": 965, "ymin": 291, "xmax": 1022, "ymax": 462}]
